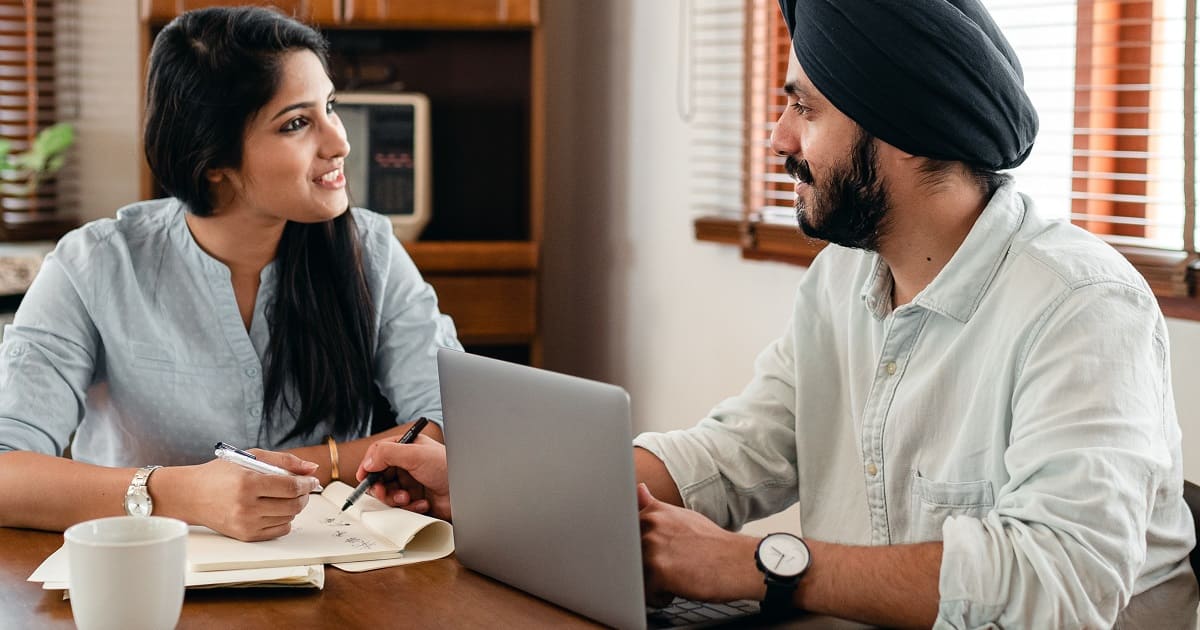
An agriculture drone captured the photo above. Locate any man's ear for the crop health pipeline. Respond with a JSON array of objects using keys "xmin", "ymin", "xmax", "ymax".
[{"xmin": 874, "ymin": 139, "xmax": 915, "ymax": 170}]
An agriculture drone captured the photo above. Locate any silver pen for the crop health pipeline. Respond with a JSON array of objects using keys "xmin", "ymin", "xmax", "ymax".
[{"xmin": 214, "ymin": 442, "xmax": 323, "ymax": 493}]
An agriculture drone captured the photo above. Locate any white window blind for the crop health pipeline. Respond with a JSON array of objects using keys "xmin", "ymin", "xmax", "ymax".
[{"xmin": 683, "ymin": 0, "xmax": 745, "ymax": 222}]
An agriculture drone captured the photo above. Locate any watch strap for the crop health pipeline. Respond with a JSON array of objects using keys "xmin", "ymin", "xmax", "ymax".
[
  {"xmin": 124, "ymin": 465, "xmax": 162, "ymax": 516},
  {"xmin": 131, "ymin": 465, "xmax": 161, "ymax": 488},
  {"xmin": 761, "ymin": 573, "xmax": 800, "ymax": 615}
]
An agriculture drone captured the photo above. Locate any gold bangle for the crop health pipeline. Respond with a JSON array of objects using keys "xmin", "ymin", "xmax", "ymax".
[{"xmin": 326, "ymin": 435, "xmax": 340, "ymax": 482}]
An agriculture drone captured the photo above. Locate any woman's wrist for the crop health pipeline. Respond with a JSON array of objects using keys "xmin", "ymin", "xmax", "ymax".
[{"xmin": 146, "ymin": 465, "xmax": 199, "ymax": 525}]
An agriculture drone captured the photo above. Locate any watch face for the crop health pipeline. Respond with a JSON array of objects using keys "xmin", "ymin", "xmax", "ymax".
[
  {"xmin": 125, "ymin": 489, "xmax": 152, "ymax": 517},
  {"xmin": 758, "ymin": 533, "xmax": 810, "ymax": 578}
]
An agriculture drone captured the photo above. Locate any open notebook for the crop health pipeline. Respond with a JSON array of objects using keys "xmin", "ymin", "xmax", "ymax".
[
  {"xmin": 187, "ymin": 480, "xmax": 453, "ymax": 571},
  {"xmin": 29, "ymin": 481, "xmax": 453, "ymax": 590}
]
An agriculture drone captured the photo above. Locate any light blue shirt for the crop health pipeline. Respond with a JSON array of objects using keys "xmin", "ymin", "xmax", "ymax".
[
  {"xmin": 0, "ymin": 198, "xmax": 461, "ymax": 466},
  {"xmin": 635, "ymin": 183, "xmax": 1198, "ymax": 628}
]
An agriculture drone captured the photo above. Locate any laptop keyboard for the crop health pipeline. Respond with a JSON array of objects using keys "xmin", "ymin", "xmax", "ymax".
[{"xmin": 646, "ymin": 597, "xmax": 760, "ymax": 627}]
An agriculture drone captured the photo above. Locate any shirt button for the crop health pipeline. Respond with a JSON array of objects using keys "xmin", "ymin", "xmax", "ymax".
[
  {"xmin": 884, "ymin": 361, "xmax": 897, "ymax": 375},
  {"xmin": 248, "ymin": 406, "xmax": 261, "ymax": 417},
  {"xmin": 246, "ymin": 367, "xmax": 259, "ymax": 377},
  {"xmin": 866, "ymin": 462, "xmax": 878, "ymax": 476}
]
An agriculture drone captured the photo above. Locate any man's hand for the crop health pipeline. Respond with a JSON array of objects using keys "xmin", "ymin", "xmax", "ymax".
[
  {"xmin": 637, "ymin": 483, "xmax": 765, "ymax": 606},
  {"xmin": 169, "ymin": 450, "xmax": 321, "ymax": 542},
  {"xmin": 356, "ymin": 435, "xmax": 451, "ymax": 521}
]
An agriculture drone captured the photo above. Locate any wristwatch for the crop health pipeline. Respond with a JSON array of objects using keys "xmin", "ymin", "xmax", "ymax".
[
  {"xmin": 754, "ymin": 532, "xmax": 811, "ymax": 615},
  {"xmin": 124, "ymin": 465, "xmax": 162, "ymax": 517}
]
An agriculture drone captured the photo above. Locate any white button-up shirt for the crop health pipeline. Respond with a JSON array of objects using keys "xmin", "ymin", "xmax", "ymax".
[{"xmin": 634, "ymin": 183, "xmax": 1198, "ymax": 628}]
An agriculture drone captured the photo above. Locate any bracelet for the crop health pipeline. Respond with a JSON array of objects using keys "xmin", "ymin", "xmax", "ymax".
[{"xmin": 326, "ymin": 435, "xmax": 340, "ymax": 482}]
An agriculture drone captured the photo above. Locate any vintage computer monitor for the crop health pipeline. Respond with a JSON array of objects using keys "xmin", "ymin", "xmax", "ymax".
[{"xmin": 337, "ymin": 92, "xmax": 431, "ymax": 242}]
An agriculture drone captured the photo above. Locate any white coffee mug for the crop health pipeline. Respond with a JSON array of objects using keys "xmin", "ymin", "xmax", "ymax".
[{"xmin": 65, "ymin": 516, "xmax": 188, "ymax": 630}]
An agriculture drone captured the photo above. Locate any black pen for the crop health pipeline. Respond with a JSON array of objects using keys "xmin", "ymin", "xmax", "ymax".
[{"xmin": 339, "ymin": 417, "xmax": 431, "ymax": 513}]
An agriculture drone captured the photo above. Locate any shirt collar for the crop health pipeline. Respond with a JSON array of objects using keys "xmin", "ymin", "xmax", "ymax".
[{"xmin": 859, "ymin": 181, "xmax": 1027, "ymax": 323}]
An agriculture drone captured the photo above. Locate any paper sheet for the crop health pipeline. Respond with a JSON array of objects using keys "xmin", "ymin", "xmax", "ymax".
[{"xmin": 29, "ymin": 546, "xmax": 324, "ymax": 591}]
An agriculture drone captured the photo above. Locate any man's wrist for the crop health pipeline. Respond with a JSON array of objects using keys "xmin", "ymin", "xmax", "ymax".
[{"xmin": 729, "ymin": 533, "xmax": 771, "ymax": 602}]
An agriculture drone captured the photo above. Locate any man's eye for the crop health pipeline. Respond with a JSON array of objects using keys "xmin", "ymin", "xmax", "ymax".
[
  {"xmin": 326, "ymin": 99, "xmax": 337, "ymax": 114},
  {"xmin": 790, "ymin": 103, "xmax": 810, "ymax": 115}
]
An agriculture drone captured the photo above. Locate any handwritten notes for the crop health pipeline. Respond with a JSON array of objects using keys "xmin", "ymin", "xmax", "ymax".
[{"xmin": 186, "ymin": 489, "xmax": 404, "ymax": 571}]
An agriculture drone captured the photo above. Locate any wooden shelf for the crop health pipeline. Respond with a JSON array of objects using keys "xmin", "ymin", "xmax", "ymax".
[
  {"xmin": 405, "ymin": 240, "xmax": 537, "ymax": 273},
  {"xmin": 142, "ymin": 0, "xmax": 535, "ymax": 28},
  {"xmin": 141, "ymin": 0, "xmax": 340, "ymax": 25},
  {"xmin": 406, "ymin": 241, "xmax": 538, "ymax": 347},
  {"xmin": 343, "ymin": 0, "xmax": 537, "ymax": 28}
]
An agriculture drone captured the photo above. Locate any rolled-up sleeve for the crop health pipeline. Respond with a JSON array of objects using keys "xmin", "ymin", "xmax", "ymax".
[
  {"xmin": 635, "ymin": 306, "xmax": 801, "ymax": 531},
  {"xmin": 0, "ymin": 254, "xmax": 98, "ymax": 454},
  {"xmin": 936, "ymin": 281, "xmax": 1177, "ymax": 628},
  {"xmin": 370, "ymin": 225, "xmax": 462, "ymax": 431}
]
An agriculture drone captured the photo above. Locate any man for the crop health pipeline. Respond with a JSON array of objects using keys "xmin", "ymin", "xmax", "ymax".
[{"xmin": 632, "ymin": 0, "xmax": 1199, "ymax": 628}]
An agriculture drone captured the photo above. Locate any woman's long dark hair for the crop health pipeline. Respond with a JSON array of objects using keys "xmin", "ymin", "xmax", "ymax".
[{"xmin": 143, "ymin": 7, "xmax": 375, "ymax": 442}]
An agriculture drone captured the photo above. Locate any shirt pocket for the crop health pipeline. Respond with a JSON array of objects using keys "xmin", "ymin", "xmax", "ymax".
[
  {"xmin": 128, "ymin": 341, "xmax": 214, "ymax": 378},
  {"xmin": 909, "ymin": 470, "xmax": 995, "ymax": 542}
]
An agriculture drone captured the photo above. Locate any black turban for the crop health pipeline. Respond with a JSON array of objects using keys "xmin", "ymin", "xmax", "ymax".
[{"xmin": 778, "ymin": 0, "xmax": 1038, "ymax": 170}]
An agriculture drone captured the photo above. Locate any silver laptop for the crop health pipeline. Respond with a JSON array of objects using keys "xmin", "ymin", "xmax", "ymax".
[{"xmin": 439, "ymin": 349, "xmax": 765, "ymax": 629}]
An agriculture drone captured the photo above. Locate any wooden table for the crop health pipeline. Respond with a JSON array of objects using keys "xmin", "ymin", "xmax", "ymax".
[{"xmin": 0, "ymin": 526, "xmax": 869, "ymax": 629}]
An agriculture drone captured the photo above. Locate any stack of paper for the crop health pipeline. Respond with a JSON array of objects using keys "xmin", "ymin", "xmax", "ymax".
[
  {"xmin": 28, "ymin": 481, "xmax": 454, "ymax": 592},
  {"xmin": 29, "ymin": 549, "xmax": 325, "ymax": 594}
]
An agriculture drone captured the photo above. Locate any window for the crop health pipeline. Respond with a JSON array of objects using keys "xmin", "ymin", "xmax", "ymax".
[
  {"xmin": 0, "ymin": 0, "xmax": 77, "ymax": 241},
  {"xmin": 691, "ymin": 0, "xmax": 1200, "ymax": 317}
]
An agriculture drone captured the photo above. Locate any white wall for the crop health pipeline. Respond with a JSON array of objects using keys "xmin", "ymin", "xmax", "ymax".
[
  {"xmin": 75, "ymin": 2, "xmax": 142, "ymax": 221},
  {"xmin": 75, "ymin": 1, "xmax": 1200, "ymax": 526}
]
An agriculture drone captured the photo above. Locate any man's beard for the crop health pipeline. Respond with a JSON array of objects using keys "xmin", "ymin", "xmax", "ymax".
[{"xmin": 786, "ymin": 131, "xmax": 891, "ymax": 251}]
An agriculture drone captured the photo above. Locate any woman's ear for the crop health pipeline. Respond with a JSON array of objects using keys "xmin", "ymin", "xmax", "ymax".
[
  {"xmin": 205, "ymin": 168, "xmax": 226, "ymax": 185},
  {"xmin": 205, "ymin": 168, "xmax": 241, "ymax": 210}
]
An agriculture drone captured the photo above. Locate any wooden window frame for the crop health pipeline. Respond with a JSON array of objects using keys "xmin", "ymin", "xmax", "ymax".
[{"xmin": 695, "ymin": 0, "xmax": 1200, "ymax": 320}]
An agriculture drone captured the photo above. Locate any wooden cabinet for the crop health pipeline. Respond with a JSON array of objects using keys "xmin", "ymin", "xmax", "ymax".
[
  {"xmin": 141, "ymin": 1, "xmax": 340, "ymax": 25},
  {"xmin": 141, "ymin": 1, "xmax": 545, "ymax": 365},
  {"xmin": 142, "ymin": 0, "xmax": 537, "ymax": 28},
  {"xmin": 343, "ymin": 0, "xmax": 536, "ymax": 27}
]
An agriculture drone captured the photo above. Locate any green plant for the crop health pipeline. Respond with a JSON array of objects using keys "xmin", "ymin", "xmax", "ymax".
[{"xmin": 0, "ymin": 123, "xmax": 75, "ymax": 194}]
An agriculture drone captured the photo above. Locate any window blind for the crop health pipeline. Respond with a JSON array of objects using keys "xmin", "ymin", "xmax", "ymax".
[
  {"xmin": 991, "ymin": 0, "xmax": 1196, "ymax": 297},
  {"xmin": 688, "ymin": 0, "xmax": 826, "ymax": 262},
  {"xmin": 684, "ymin": 0, "xmax": 745, "ymax": 225},
  {"xmin": 0, "ymin": 0, "xmax": 76, "ymax": 241},
  {"xmin": 694, "ymin": 0, "xmax": 1200, "ymax": 298},
  {"xmin": 748, "ymin": 0, "xmax": 796, "ymax": 227}
]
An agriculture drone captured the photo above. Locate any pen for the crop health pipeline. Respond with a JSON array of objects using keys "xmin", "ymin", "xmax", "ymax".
[
  {"xmin": 339, "ymin": 417, "xmax": 430, "ymax": 513},
  {"xmin": 213, "ymin": 442, "xmax": 323, "ymax": 493}
]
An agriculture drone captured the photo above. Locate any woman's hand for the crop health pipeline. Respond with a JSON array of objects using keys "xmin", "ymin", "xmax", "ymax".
[
  {"xmin": 356, "ymin": 435, "xmax": 451, "ymax": 521},
  {"xmin": 167, "ymin": 450, "xmax": 322, "ymax": 542}
]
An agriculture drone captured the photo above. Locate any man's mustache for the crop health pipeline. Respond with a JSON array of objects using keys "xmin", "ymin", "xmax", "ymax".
[{"xmin": 785, "ymin": 156, "xmax": 813, "ymax": 185}]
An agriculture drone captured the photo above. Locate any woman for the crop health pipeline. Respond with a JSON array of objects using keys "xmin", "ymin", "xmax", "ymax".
[{"xmin": 0, "ymin": 6, "xmax": 460, "ymax": 541}]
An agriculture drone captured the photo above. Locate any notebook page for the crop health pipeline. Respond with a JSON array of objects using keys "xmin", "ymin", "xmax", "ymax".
[{"xmin": 187, "ymin": 491, "xmax": 403, "ymax": 571}]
